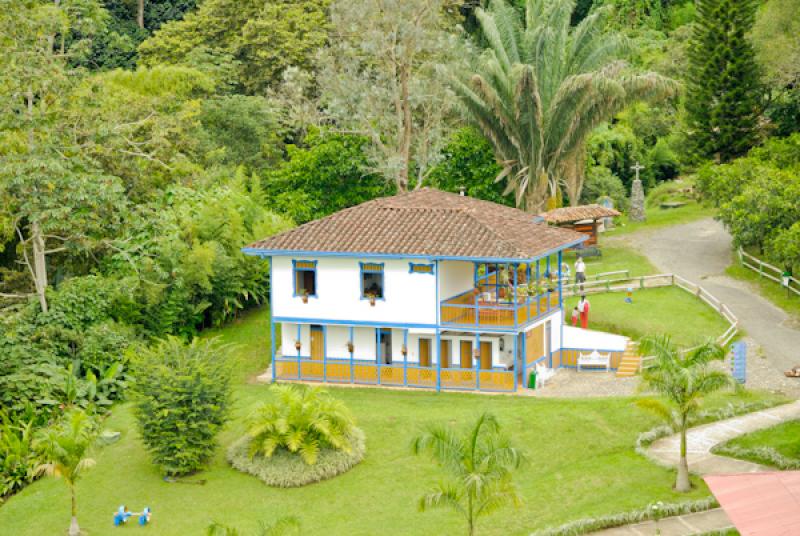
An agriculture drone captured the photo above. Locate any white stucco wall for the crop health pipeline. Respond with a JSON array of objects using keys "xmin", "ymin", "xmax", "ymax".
[
  {"xmin": 438, "ymin": 260, "xmax": 474, "ymax": 301},
  {"xmin": 272, "ymin": 256, "xmax": 438, "ymax": 325}
]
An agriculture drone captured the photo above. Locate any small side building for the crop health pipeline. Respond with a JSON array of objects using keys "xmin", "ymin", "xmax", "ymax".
[{"xmin": 539, "ymin": 204, "xmax": 621, "ymax": 247}]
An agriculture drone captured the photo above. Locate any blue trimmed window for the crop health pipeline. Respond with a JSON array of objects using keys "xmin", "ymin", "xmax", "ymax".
[
  {"xmin": 293, "ymin": 260, "xmax": 317, "ymax": 297},
  {"xmin": 409, "ymin": 262, "xmax": 434, "ymax": 275},
  {"xmin": 360, "ymin": 262, "xmax": 385, "ymax": 299}
]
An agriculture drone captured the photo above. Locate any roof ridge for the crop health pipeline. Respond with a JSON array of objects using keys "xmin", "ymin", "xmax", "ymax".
[{"xmin": 459, "ymin": 211, "xmax": 526, "ymax": 258}]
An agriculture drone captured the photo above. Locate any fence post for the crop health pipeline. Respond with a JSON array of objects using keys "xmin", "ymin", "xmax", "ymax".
[{"xmin": 640, "ymin": 276, "xmax": 644, "ymax": 290}]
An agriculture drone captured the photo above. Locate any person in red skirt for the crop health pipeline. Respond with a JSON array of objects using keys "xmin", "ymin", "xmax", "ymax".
[
  {"xmin": 571, "ymin": 306, "xmax": 579, "ymax": 327},
  {"xmin": 578, "ymin": 295, "xmax": 590, "ymax": 329}
]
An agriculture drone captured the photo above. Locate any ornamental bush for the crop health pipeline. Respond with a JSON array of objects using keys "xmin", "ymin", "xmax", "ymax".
[{"xmin": 131, "ymin": 337, "xmax": 232, "ymax": 475}]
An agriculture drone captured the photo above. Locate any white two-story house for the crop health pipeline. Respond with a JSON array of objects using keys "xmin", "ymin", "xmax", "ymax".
[{"xmin": 243, "ymin": 188, "xmax": 588, "ymax": 393}]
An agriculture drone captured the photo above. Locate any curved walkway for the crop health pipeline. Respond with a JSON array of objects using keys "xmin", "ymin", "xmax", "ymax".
[
  {"xmin": 616, "ymin": 217, "xmax": 800, "ymax": 384},
  {"xmin": 588, "ymin": 400, "xmax": 800, "ymax": 536}
]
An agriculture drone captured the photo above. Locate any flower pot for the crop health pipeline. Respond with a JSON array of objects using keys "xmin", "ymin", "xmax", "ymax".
[
  {"xmin": 346, "ymin": 342, "xmax": 354, "ymax": 353},
  {"xmin": 369, "ymin": 297, "xmax": 376, "ymax": 306},
  {"xmin": 294, "ymin": 340, "xmax": 301, "ymax": 351},
  {"xmin": 301, "ymin": 295, "xmax": 309, "ymax": 304}
]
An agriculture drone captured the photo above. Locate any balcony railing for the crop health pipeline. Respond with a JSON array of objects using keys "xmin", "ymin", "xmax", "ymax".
[{"xmin": 440, "ymin": 286, "xmax": 560, "ymax": 328}]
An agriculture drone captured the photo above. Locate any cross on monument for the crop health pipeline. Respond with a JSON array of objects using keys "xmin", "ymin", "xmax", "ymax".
[
  {"xmin": 629, "ymin": 162, "xmax": 646, "ymax": 223},
  {"xmin": 631, "ymin": 161, "xmax": 645, "ymax": 180}
]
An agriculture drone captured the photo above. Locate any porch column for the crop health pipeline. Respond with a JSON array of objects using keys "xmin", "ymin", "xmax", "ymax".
[
  {"xmin": 557, "ymin": 251, "xmax": 563, "ymax": 310},
  {"xmin": 513, "ymin": 333, "xmax": 519, "ymax": 391},
  {"xmin": 296, "ymin": 324, "xmax": 302, "ymax": 380},
  {"xmin": 475, "ymin": 332, "xmax": 481, "ymax": 391},
  {"xmin": 322, "ymin": 325, "xmax": 327, "ymax": 383},
  {"xmin": 403, "ymin": 329, "xmax": 408, "ymax": 387},
  {"xmin": 512, "ymin": 263, "xmax": 518, "ymax": 327},
  {"xmin": 435, "ymin": 329, "xmax": 441, "ymax": 392},
  {"xmin": 270, "ymin": 259, "xmax": 276, "ymax": 382},
  {"xmin": 376, "ymin": 327, "xmax": 381, "ymax": 385},
  {"xmin": 349, "ymin": 326, "xmax": 354, "ymax": 383},
  {"xmin": 474, "ymin": 262, "xmax": 480, "ymax": 326}
]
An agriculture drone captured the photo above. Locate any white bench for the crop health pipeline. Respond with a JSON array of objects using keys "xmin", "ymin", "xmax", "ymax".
[{"xmin": 578, "ymin": 350, "xmax": 610, "ymax": 372}]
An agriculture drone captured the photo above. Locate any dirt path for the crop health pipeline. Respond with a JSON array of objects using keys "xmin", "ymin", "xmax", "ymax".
[{"xmin": 611, "ymin": 217, "xmax": 800, "ymax": 391}]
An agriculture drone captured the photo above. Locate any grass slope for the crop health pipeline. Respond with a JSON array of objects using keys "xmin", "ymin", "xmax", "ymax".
[
  {"xmin": 563, "ymin": 245, "xmax": 657, "ymax": 278},
  {"xmin": 606, "ymin": 203, "xmax": 713, "ymax": 238},
  {"xmin": 0, "ymin": 309, "xmax": 776, "ymax": 535},
  {"xmin": 726, "ymin": 263, "xmax": 800, "ymax": 323},
  {"xmin": 719, "ymin": 419, "xmax": 800, "ymax": 463},
  {"xmin": 565, "ymin": 287, "xmax": 731, "ymax": 348}
]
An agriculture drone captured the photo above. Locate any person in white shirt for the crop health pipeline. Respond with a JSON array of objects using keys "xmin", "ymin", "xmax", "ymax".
[{"xmin": 575, "ymin": 256, "xmax": 586, "ymax": 284}]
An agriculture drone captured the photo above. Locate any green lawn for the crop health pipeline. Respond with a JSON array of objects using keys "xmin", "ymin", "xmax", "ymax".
[
  {"xmin": 565, "ymin": 287, "xmax": 731, "ymax": 348},
  {"xmin": 0, "ymin": 308, "xmax": 777, "ymax": 536},
  {"xmin": 605, "ymin": 202, "xmax": 713, "ymax": 238},
  {"xmin": 717, "ymin": 420, "xmax": 800, "ymax": 464},
  {"xmin": 563, "ymin": 245, "xmax": 657, "ymax": 279}
]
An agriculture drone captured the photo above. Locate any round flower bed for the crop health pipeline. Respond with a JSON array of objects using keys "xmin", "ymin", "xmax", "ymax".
[{"xmin": 226, "ymin": 428, "xmax": 366, "ymax": 487}]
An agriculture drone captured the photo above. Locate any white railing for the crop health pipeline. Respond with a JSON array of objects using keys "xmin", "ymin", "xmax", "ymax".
[
  {"xmin": 563, "ymin": 271, "xmax": 739, "ymax": 369},
  {"xmin": 738, "ymin": 248, "xmax": 800, "ymax": 297}
]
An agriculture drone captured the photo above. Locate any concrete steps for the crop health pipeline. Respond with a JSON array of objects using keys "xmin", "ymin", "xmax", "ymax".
[{"xmin": 616, "ymin": 341, "xmax": 641, "ymax": 377}]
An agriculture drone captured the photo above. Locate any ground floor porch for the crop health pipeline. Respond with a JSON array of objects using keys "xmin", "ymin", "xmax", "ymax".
[{"xmin": 270, "ymin": 313, "xmax": 631, "ymax": 394}]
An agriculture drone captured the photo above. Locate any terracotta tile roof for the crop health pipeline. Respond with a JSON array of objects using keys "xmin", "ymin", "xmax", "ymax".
[
  {"xmin": 539, "ymin": 204, "xmax": 621, "ymax": 224},
  {"xmin": 246, "ymin": 188, "xmax": 586, "ymax": 260}
]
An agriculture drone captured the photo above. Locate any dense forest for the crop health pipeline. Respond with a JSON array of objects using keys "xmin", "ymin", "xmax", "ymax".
[{"xmin": 1, "ymin": 0, "xmax": 799, "ymax": 503}]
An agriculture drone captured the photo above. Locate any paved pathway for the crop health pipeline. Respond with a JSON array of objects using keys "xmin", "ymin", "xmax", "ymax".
[
  {"xmin": 617, "ymin": 217, "xmax": 800, "ymax": 379},
  {"xmin": 588, "ymin": 400, "xmax": 800, "ymax": 535}
]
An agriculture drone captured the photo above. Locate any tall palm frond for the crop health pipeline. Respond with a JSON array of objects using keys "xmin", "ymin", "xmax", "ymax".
[
  {"xmin": 449, "ymin": 0, "xmax": 677, "ymax": 211},
  {"xmin": 412, "ymin": 412, "xmax": 524, "ymax": 535}
]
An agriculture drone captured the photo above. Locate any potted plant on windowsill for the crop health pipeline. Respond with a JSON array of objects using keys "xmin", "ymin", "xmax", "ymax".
[
  {"xmin": 301, "ymin": 289, "xmax": 310, "ymax": 304},
  {"xmin": 365, "ymin": 292, "xmax": 377, "ymax": 306}
]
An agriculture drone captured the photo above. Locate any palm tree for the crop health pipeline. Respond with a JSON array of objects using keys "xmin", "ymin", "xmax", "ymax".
[
  {"xmin": 449, "ymin": 0, "xmax": 676, "ymax": 211},
  {"xmin": 637, "ymin": 336, "xmax": 735, "ymax": 492},
  {"xmin": 247, "ymin": 385, "xmax": 356, "ymax": 465},
  {"xmin": 411, "ymin": 412, "xmax": 524, "ymax": 536},
  {"xmin": 34, "ymin": 409, "xmax": 98, "ymax": 536}
]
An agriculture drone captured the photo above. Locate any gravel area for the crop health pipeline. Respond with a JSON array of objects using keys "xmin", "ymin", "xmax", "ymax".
[{"xmin": 528, "ymin": 368, "xmax": 640, "ymax": 398}]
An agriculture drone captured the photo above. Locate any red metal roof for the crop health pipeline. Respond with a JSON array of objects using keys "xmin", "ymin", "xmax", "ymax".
[{"xmin": 704, "ymin": 471, "xmax": 800, "ymax": 536}]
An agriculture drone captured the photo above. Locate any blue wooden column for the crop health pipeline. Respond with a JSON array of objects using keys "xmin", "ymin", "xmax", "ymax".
[
  {"xmin": 435, "ymin": 329, "xmax": 442, "ymax": 391},
  {"xmin": 270, "ymin": 317, "xmax": 276, "ymax": 382},
  {"xmin": 512, "ymin": 263, "xmax": 518, "ymax": 327},
  {"xmin": 322, "ymin": 325, "xmax": 328, "ymax": 382},
  {"xmin": 557, "ymin": 251, "xmax": 563, "ymax": 310},
  {"xmin": 376, "ymin": 327, "xmax": 381, "ymax": 385},
  {"xmin": 513, "ymin": 333, "xmax": 519, "ymax": 391},
  {"xmin": 349, "ymin": 326, "xmax": 355, "ymax": 383},
  {"xmin": 403, "ymin": 329, "xmax": 409, "ymax": 387},
  {"xmin": 475, "ymin": 332, "xmax": 481, "ymax": 391},
  {"xmin": 296, "ymin": 323, "xmax": 302, "ymax": 380}
]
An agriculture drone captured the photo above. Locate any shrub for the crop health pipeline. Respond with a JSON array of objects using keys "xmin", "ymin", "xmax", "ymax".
[
  {"xmin": 0, "ymin": 411, "xmax": 40, "ymax": 500},
  {"xmin": 227, "ymin": 428, "xmax": 366, "ymax": 488},
  {"xmin": 246, "ymin": 385, "xmax": 358, "ymax": 465},
  {"xmin": 580, "ymin": 166, "xmax": 628, "ymax": 211},
  {"xmin": 131, "ymin": 337, "xmax": 232, "ymax": 475}
]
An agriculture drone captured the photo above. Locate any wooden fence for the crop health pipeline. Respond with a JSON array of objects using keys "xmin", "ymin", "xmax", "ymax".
[
  {"xmin": 563, "ymin": 271, "xmax": 740, "ymax": 369},
  {"xmin": 737, "ymin": 248, "xmax": 800, "ymax": 297}
]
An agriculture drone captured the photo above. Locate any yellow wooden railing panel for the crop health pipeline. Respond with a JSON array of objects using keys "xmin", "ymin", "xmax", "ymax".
[
  {"xmin": 379, "ymin": 366, "xmax": 404, "ymax": 385},
  {"xmin": 353, "ymin": 363, "xmax": 378, "ymax": 383},
  {"xmin": 478, "ymin": 370, "xmax": 514, "ymax": 391}
]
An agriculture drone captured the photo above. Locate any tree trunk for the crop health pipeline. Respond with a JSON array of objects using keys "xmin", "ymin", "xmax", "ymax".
[
  {"xmin": 31, "ymin": 221, "xmax": 49, "ymax": 313},
  {"xmin": 397, "ymin": 62, "xmax": 412, "ymax": 193},
  {"xmin": 676, "ymin": 418, "xmax": 691, "ymax": 492},
  {"xmin": 69, "ymin": 486, "xmax": 80, "ymax": 536},
  {"xmin": 137, "ymin": 0, "xmax": 145, "ymax": 29}
]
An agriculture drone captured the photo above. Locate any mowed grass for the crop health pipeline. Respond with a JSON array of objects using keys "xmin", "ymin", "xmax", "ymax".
[
  {"xmin": 720, "ymin": 420, "xmax": 800, "ymax": 462},
  {"xmin": 605, "ymin": 202, "xmax": 713, "ymax": 238},
  {"xmin": 0, "ymin": 308, "xmax": 776, "ymax": 536},
  {"xmin": 565, "ymin": 287, "xmax": 731, "ymax": 348},
  {"xmin": 563, "ymin": 245, "xmax": 657, "ymax": 278}
]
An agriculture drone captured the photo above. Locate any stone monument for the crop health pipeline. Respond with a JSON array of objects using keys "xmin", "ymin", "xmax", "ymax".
[{"xmin": 629, "ymin": 162, "xmax": 646, "ymax": 222}]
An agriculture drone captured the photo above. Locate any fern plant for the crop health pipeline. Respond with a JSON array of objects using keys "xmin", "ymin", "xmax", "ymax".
[{"xmin": 246, "ymin": 385, "xmax": 357, "ymax": 466}]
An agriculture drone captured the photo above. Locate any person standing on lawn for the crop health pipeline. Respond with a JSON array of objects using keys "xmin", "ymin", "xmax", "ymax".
[
  {"xmin": 575, "ymin": 256, "xmax": 586, "ymax": 285},
  {"xmin": 578, "ymin": 295, "xmax": 590, "ymax": 329},
  {"xmin": 571, "ymin": 306, "xmax": 579, "ymax": 327}
]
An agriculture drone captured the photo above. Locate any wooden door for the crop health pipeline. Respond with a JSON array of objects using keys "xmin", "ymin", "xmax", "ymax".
[
  {"xmin": 419, "ymin": 339, "xmax": 431, "ymax": 367},
  {"xmin": 440, "ymin": 340, "xmax": 451, "ymax": 369},
  {"xmin": 460, "ymin": 341, "xmax": 473, "ymax": 369},
  {"xmin": 526, "ymin": 325, "xmax": 544, "ymax": 363},
  {"xmin": 480, "ymin": 341, "xmax": 492, "ymax": 370},
  {"xmin": 310, "ymin": 326, "xmax": 324, "ymax": 360}
]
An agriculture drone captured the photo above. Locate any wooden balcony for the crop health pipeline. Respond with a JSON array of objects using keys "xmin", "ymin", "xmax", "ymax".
[{"xmin": 440, "ymin": 286, "xmax": 560, "ymax": 328}]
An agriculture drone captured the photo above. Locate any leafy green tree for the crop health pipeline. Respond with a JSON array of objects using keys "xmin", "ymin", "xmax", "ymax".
[
  {"xmin": 450, "ymin": 0, "xmax": 675, "ymax": 211},
  {"xmin": 636, "ymin": 336, "xmax": 734, "ymax": 492},
  {"xmin": 247, "ymin": 385, "xmax": 357, "ymax": 466},
  {"xmin": 138, "ymin": 0, "xmax": 330, "ymax": 94},
  {"xmin": 131, "ymin": 337, "xmax": 232, "ymax": 475},
  {"xmin": 685, "ymin": 0, "xmax": 761, "ymax": 162},
  {"xmin": 318, "ymin": 0, "xmax": 462, "ymax": 192},
  {"xmin": 427, "ymin": 127, "xmax": 512, "ymax": 206},
  {"xmin": 767, "ymin": 222, "xmax": 800, "ymax": 276},
  {"xmin": 411, "ymin": 413, "xmax": 524, "ymax": 536},
  {"xmin": 34, "ymin": 409, "xmax": 98, "ymax": 536},
  {"xmin": 265, "ymin": 130, "xmax": 392, "ymax": 224}
]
